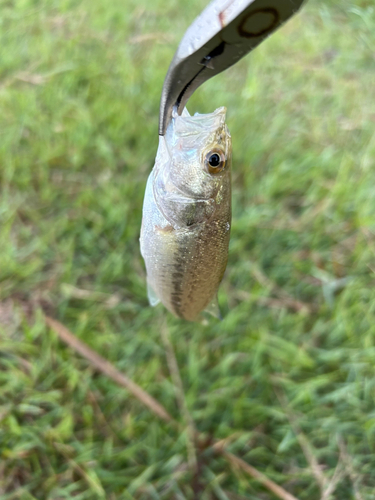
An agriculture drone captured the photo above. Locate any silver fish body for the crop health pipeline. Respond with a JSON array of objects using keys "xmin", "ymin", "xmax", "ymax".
[{"xmin": 140, "ymin": 107, "xmax": 231, "ymax": 321}]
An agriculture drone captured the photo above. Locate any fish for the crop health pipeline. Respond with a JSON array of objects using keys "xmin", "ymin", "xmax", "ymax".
[{"xmin": 140, "ymin": 106, "xmax": 232, "ymax": 321}]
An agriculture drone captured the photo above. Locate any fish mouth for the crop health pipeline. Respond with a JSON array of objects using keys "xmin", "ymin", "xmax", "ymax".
[{"xmin": 172, "ymin": 106, "xmax": 227, "ymax": 137}]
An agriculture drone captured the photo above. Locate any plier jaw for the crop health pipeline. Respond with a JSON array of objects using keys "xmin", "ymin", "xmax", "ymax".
[{"xmin": 159, "ymin": 0, "xmax": 306, "ymax": 136}]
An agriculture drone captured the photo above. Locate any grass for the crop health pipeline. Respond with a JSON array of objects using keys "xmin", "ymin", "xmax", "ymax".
[{"xmin": 1, "ymin": 0, "xmax": 375, "ymax": 498}]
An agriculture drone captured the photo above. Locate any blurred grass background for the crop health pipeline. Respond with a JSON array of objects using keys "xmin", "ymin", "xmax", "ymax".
[{"xmin": 1, "ymin": 0, "xmax": 375, "ymax": 498}]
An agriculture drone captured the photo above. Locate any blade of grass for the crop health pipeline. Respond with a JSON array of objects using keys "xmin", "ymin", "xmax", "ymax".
[
  {"xmin": 218, "ymin": 449, "xmax": 300, "ymax": 500},
  {"xmin": 274, "ymin": 387, "xmax": 326, "ymax": 490},
  {"xmin": 246, "ymin": 260, "xmax": 315, "ymax": 313},
  {"xmin": 320, "ymin": 458, "xmax": 345, "ymax": 500},
  {"xmin": 337, "ymin": 438, "xmax": 364, "ymax": 500},
  {"xmin": 54, "ymin": 445, "xmax": 106, "ymax": 499},
  {"xmin": 274, "ymin": 387, "xmax": 346, "ymax": 499}
]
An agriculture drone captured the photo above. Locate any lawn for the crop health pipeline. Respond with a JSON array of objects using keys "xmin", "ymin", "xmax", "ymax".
[{"xmin": 1, "ymin": 0, "xmax": 375, "ymax": 498}]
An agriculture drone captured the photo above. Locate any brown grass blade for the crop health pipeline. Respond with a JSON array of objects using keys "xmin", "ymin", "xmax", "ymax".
[
  {"xmin": 45, "ymin": 316, "xmax": 174, "ymax": 425},
  {"xmin": 274, "ymin": 387, "xmax": 346, "ymax": 499},
  {"xmin": 220, "ymin": 449, "xmax": 300, "ymax": 500},
  {"xmin": 337, "ymin": 438, "xmax": 364, "ymax": 500},
  {"xmin": 160, "ymin": 321, "xmax": 197, "ymax": 470}
]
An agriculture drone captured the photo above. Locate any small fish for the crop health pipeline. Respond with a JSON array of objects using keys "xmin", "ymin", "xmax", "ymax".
[{"xmin": 140, "ymin": 106, "xmax": 231, "ymax": 321}]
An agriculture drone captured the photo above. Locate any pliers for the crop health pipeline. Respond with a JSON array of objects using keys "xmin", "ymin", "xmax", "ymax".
[{"xmin": 159, "ymin": 0, "xmax": 306, "ymax": 135}]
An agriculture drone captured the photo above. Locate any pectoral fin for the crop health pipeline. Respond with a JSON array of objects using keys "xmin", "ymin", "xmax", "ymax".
[{"xmin": 147, "ymin": 282, "xmax": 160, "ymax": 307}]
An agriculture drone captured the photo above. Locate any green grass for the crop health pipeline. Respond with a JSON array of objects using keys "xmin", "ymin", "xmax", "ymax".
[{"xmin": 1, "ymin": 0, "xmax": 375, "ymax": 498}]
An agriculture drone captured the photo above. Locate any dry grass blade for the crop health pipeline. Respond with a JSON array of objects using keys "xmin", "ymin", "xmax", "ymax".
[
  {"xmin": 236, "ymin": 292, "xmax": 313, "ymax": 314},
  {"xmin": 160, "ymin": 322, "xmax": 197, "ymax": 470},
  {"xmin": 220, "ymin": 450, "xmax": 300, "ymax": 500},
  {"xmin": 128, "ymin": 33, "xmax": 172, "ymax": 44},
  {"xmin": 320, "ymin": 456, "xmax": 345, "ymax": 500},
  {"xmin": 275, "ymin": 388, "xmax": 346, "ymax": 499},
  {"xmin": 223, "ymin": 490, "xmax": 256, "ymax": 500},
  {"xmin": 242, "ymin": 261, "xmax": 315, "ymax": 313},
  {"xmin": 45, "ymin": 315, "xmax": 301, "ymax": 500},
  {"xmin": 337, "ymin": 438, "xmax": 364, "ymax": 500},
  {"xmin": 45, "ymin": 316, "xmax": 174, "ymax": 425},
  {"xmin": 53, "ymin": 442, "xmax": 105, "ymax": 497},
  {"xmin": 295, "ymin": 429, "xmax": 326, "ymax": 490},
  {"xmin": 274, "ymin": 388, "xmax": 327, "ymax": 490}
]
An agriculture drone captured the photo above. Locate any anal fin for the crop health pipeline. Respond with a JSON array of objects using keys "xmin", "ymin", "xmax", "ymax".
[{"xmin": 203, "ymin": 294, "xmax": 223, "ymax": 320}]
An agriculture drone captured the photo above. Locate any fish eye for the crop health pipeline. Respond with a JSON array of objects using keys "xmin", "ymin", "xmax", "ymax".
[{"xmin": 205, "ymin": 148, "xmax": 226, "ymax": 174}]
